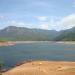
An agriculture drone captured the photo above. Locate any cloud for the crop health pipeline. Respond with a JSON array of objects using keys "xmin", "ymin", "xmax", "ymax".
[
  {"xmin": 8, "ymin": 20, "xmax": 49, "ymax": 30},
  {"xmin": 37, "ymin": 14, "xmax": 75, "ymax": 30},
  {"xmin": 56, "ymin": 14, "xmax": 75, "ymax": 30},
  {"xmin": 5, "ymin": 14, "xmax": 75, "ymax": 31},
  {"xmin": 35, "ymin": 16, "xmax": 48, "ymax": 21},
  {"xmin": 7, "ymin": 21, "xmax": 29, "ymax": 27},
  {"xmin": 8, "ymin": 21, "xmax": 25, "ymax": 27},
  {"xmin": 7, "ymin": 20, "xmax": 35, "ymax": 28},
  {"xmin": 38, "ymin": 22, "xmax": 49, "ymax": 30}
]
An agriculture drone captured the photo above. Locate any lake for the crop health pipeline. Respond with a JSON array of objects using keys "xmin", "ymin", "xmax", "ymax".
[{"xmin": 0, "ymin": 41, "xmax": 75, "ymax": 69}]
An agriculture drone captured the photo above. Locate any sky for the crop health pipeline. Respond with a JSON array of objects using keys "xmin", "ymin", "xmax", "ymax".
[{"xmin": 0, "ymin": 0, "xmax": 75, "ymax": 31}]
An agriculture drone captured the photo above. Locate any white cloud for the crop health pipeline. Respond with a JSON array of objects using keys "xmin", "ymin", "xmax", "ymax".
[
  {"xmin": 37, "ymin": 14, "xmax": 75, "ymax": 30},
  {"xmin": 35, "ymin": 16, "xmax": 48, "ymax": 21},
  {"xmin": 6, "ymin": 14, "xmax": 75, "ymax": 31},
  {"xmin": 8, "ymin": 21, "xmax": 49, "ymax": 30},
  {"xmin": 8, "ymin": 21, "xmax": 25, "ymax": 27},
  {"xmin": 56, "ymin": 14, "xmax": 75, "ymax": 30},
  {"xmin": 7, "ymin": 20, "xmax": 35, "ymax": 28},
  {"xmin": 39, "ymin": 22, "xmax": 49, "ymax": 30}
]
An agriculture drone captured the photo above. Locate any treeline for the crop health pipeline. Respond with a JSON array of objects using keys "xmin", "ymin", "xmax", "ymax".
[{"xmin": 54, "ymin": 32, "xmax": 75, "ymax": 41}]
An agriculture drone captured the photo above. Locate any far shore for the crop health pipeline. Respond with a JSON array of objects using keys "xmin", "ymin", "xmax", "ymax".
[
  {"xmin": 56, "ymin": 41, "xmax": 75, "ymax": 44},
  {"xmin": 0, "ymin": 41, "xmax": 75, "ymax": 46},
  {"xmin": 15, "ymin": 41, "xmax": 75, "ymax": 43},
  {"xmin": 10, "ymin": 41, "xmax": 75, "ymax": 44},
  {"xmin": 11, "ymin": 41, "xmax": 75, "ymax": 44},
  {"xmin": 0, "ymin": 41, "xmax": 16, "ymax": 46}
]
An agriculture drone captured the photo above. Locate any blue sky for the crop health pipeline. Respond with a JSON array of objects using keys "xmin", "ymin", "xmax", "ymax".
[{"xmin": 0, "ymin": 0, "xmax": 75, "ymax": 30}]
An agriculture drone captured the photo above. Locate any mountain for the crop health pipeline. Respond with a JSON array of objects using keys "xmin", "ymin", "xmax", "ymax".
[
  {"xmin": 1, "ymin": 26, "xmax": 75, "ymax": 41},
  {"xmin": 0, "ymin": 26, "xmax": 59, "ymax": 41},
  {"xmin": 54, "ymin": 27, "xmax": 75, "ymax": 41}
]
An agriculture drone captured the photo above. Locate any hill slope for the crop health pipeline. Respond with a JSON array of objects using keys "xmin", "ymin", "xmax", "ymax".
[
  {"xmin": 1, "ymin": 26, "xmax": 75, "ymax": 41},
  {"xmin": 0, "ymin": 26, "xmax": 58, "ymax": 41},
  {"xmin": 54, "ymin": 27, "xmax": 75, "ymax": 41}
]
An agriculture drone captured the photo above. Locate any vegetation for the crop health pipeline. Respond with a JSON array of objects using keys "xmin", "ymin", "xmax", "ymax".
[
  {"xmin": 0, "ymin": 39, "xmax": 8, "ymax": 42},
  {"xmin": 0, "ymin": 61, "xmax": 4, "ymax": 71},
  {"xmin": 0, "ymin": 61, "xmax": 4, "ymax": 75},
  {"xmin": 54, "ymin": 31, "xmax": 75, "ymax": 41},
  {"xmin": 1, "ymin": 26, "xmax": 75, "ymax": 41},
  {"xmin": 0, "ymin": 26, "xmax": 58, "ymax": 41}
]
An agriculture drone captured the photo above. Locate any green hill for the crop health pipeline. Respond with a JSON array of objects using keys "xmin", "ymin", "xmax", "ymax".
[
  {"xmin": 54, "ymin": 27, "xmax": 75, "ymax": 41},
  {"xmin": 0, "ymin": 26, "xmax": 58, "ymax": 41}
]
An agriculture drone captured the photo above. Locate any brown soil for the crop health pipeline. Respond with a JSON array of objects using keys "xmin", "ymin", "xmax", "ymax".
[
  {"xmin": 0, "ymin": 42, "xmax": 15, "ymax": 46},
  {"xmin": 3, "ymin": 61, "xmax": 75, "ymax": 75}
]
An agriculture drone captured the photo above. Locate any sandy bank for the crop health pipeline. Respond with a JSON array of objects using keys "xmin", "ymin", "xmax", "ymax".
[
  {"xmin": 56, "ymin": 41, "xmax": 75, "ymax": 44},
  {"xmin": 10, "ymin": 41, "xmax": 75, "ymax": 44},
  {"xmin": 0, "ymin": 41, "xmax": 15, "ymax": 46},
  {"xmin": 3, "ymin": 61, "xmax": 75, "ymax": 75},
  {"xmin": 1, "ymin": 41, "xmax": 75, "ymax": 46}
]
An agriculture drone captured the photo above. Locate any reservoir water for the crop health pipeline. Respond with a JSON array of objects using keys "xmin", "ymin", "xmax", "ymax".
[{"xmin": 0, "ymin": 42, "xmax": 75, "ymax": 68}]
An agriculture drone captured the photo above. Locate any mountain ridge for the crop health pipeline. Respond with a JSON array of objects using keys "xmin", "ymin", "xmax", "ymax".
[
  {"xmin": 54, "ymin": 27, "xmax": 75, "ymax": 41},
  {"xmin": 0, "ymin": 26, "xmax": 75, "ymax": 41},
  {"xmin": 0, "ymin": 26, "xmax": 59, "ymax": 41}
]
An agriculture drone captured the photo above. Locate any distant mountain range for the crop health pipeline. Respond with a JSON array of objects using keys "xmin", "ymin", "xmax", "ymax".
[
  {"xmin": 0, "ymin": 26, "xmax": 59, "ymax": 41},
  {"xmin": 0, "ymin": 26, "xmax": 75, "ymax": 41}
]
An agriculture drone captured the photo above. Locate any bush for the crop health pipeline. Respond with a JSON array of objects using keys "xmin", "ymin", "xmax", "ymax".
[{"xmin": 0, "ymin": 61, "xmax": 4, "ymax": 71}]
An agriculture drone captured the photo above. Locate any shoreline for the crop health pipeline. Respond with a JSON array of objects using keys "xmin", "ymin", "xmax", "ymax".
[
  {"xmin": 56, "ymin": 41, "xmax": 75, "ymax": 44},
  {"xmin": 0, "ymin": 41, "xmax": 75, "ymax": 46},
  {"xmin": 0, "ymin": 41, "xmax": 16, "ymax": 46},
  {"xmin": 15, "ymin": 41, "xmax": 75, "ymax": 44}
]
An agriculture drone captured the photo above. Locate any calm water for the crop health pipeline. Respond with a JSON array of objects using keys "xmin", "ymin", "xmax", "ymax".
[{"xmin": 0, "ymin": 42, "xmax": 75, "ymax": 69}]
